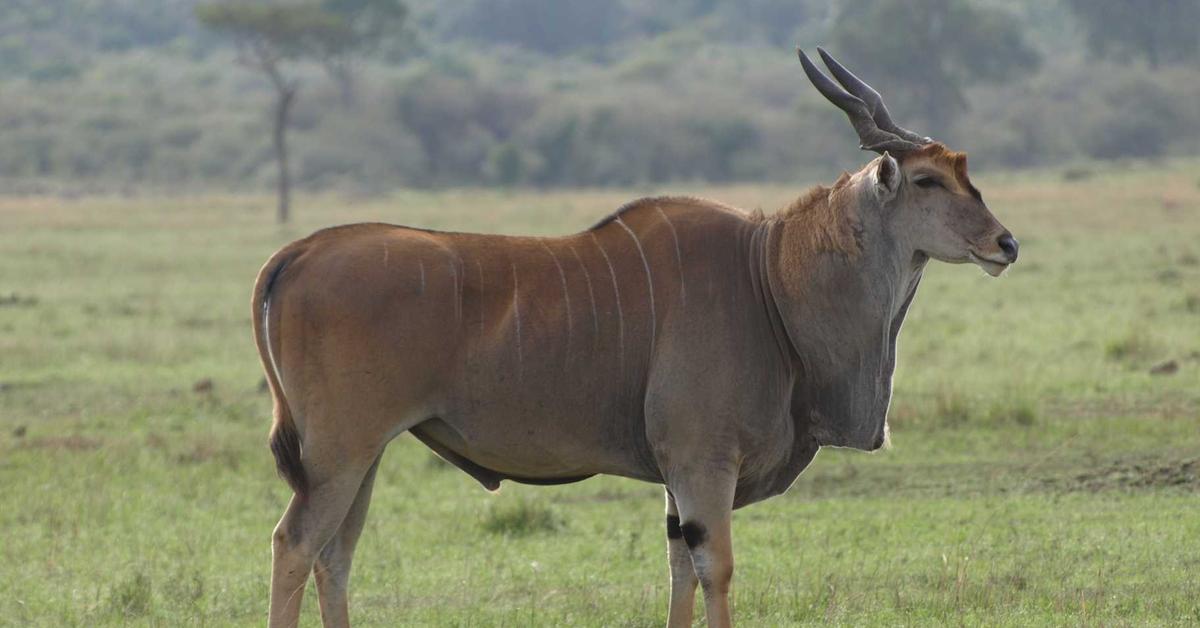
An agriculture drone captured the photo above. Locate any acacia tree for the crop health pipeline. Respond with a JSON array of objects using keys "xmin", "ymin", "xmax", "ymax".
[
  {"xmin": 831, "ymin": 0, "xmax": 1038, "ymax": 139},
  {"xmin": 196, "ymin": 1, "xmax": 405, "ymax": 223},
  {"xmin": 319, "ymin": 0, "xmax": 409, "ymax": 106}
]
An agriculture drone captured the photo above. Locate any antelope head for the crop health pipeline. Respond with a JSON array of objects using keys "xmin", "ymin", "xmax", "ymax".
[{"xmin": 799, "ymin": 47, "xmax": 1018, "ymax": 275}]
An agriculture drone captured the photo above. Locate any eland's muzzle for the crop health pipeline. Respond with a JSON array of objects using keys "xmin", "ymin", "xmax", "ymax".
[{"xmin": 997, "ymin": 233, "xmax": 1019, "ymax": 263}]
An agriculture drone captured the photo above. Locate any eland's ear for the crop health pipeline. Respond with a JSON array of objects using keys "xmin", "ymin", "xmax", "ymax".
[{"xmin": 871, "ymin": 151, "xmax": 901, "ymax": 203}]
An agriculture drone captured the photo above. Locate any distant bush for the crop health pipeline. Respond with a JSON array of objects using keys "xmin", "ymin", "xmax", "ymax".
[
  {"xmin": 1081, "ymin": 72, "xmax": 1184, "ymax": 159},
  {"xmin": 294, "ymin": 105, "xmax": 427, "ymax": 192},
  {"xmin": 0, "ymin": 7, "xmax": 1198, "ymax": 194},
  {"xmin": 959, "ymin": 61, "xmax": 1200, "ymax": 170}
]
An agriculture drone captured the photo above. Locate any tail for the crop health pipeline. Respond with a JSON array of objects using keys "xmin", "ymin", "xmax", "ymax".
[{"xmin": 252, "ymin": 245, "xmax": 308, "ymax": 499}]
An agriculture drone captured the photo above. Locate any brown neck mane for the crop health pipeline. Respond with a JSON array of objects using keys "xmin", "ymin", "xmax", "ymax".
[{"xmin": 762, "ymin": 172, "xmax": 862, "ymax": 261}]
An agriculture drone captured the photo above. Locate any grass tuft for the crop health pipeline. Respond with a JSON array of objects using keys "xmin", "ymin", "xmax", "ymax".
[
  {"xmin": 985, "ymin": 395, "xmax": 1039, "ymax": 427},
  {"xmin": 899, "ymin": 388, "xmax": 1037, "ymax": 430},
  {"xmin": 932, "ymin": 388, "xmax": 974, "ymax": 428},
  {"xmin": 108, "ymin": 571, "xmax": 152, "ymax": 618},
  {"xmin": 164, "ymin": 567, "xmax": 206, "ymax": 613},
  {"xmin": 481, "ymin": 497, "xmax": 564, "ymax": 537},
  {"xmin": 1104, "ymin": 329, "xmax": 1157, "ymax": 363}
]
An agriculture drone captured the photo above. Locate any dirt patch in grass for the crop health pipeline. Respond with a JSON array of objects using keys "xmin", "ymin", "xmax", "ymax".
[
  {"xmin": 1046, "ymin": 394, "xmax": 1198, "ymax": 421},
  {"xmin": 0, "ymin": 292, "xmax": 38, "ymax": 307},
  {"xmin": 174, "ymin": 441, "xmax": 240, "ymax": 469},
  {"xmin": 795, "ymin": 453, "xmax": 1200, "ymax": 500},
  {"xmin": 1043, "ymin": 457, "xmax": 1199, "ymax": 493},
  {"xmin": 20, "ymin": 435, "xmax": 102, "ymax": 451}
]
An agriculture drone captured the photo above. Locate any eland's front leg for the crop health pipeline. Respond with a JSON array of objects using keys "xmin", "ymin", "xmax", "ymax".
[
  {"xmin": 665, "ymin": 490, "xmax": 699, "ymax": 627},
  {"xmin": 666, "ymin": 467, "xmax": 738, "ymax": 628}
]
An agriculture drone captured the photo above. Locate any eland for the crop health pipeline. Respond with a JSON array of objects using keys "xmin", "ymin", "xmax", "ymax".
[{"xmin": 252, "ymin": 47, "xmax": 1018, "ymax": 627}]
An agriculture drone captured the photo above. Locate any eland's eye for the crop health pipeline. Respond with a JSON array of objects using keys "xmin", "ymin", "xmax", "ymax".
[{"xmin": 914, "ymin": 176, "xmax": 943, "ymax": 190}]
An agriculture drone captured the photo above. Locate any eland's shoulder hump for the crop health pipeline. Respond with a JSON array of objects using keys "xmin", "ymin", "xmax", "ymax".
[{"xmin": 588, "ymin": 195, "xmax": 751, "ymax": 231}]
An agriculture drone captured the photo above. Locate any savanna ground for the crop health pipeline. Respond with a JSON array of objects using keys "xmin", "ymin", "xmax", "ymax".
[{"xmin": 1, "ymin": 161, "xmax": 1198, "ymax": 626}]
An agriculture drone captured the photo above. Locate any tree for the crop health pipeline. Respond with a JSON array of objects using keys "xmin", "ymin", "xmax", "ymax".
[
  {"xmin": 318, "ymin": 0, "xmax": 409, "ymax": 105},
  {"xmin": 1064, "ymin": 0, "xmax": 1199, "ymax": 69},
  {"xmin": 831, "ymin": 0, "xmax": 1038, "ymax": 139},
  {"xmin": 196, "ymin": 1, "xmax": 405, "ymax": 223}
]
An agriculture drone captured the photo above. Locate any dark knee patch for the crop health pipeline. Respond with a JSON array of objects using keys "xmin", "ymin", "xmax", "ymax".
[
  {"xmin": 680, "ymin": 521, "xmax": 706, "ymax": 549},
  {"xmin": 666, "ymin": 514, "xmax": 683, "ymax": 540}
]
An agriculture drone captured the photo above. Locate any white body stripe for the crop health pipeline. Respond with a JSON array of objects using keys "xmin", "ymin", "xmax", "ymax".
[
  {"xmin": 590, "ymin": 232, "xmax": 624, "ymax": 368},
  {"xmin": 475, "ymin": 259, "xmax": 485, "ymax": 337},
  {"xmin": 540, "ymin": 240, "xmax": 573, "ymax": 357},
  {"xmin": 455, "ymin": 253, "xmax": 465, "ymax": 322},
  {"xmin": 511, "ymin": 262, "xmax": 523, "ymax": 377},
  {"xmin": 616, "ymin": 217, "xmax": 656, "ymax": 351},
  {"xmin": 568, "ymin": 243, "xmax": 600, "ymax": 343},
  {"xmin": 656, "ymin": 207, "xmax": 685, "ymax": 305},
  {"xmin": 448, "ymin": 257, "xmax": 461, "ymax": 321}
]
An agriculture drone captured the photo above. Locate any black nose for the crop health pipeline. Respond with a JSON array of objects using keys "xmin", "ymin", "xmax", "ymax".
[{"xmin": 997, "ymin": 234, "xmax": 1019, "ymax": 262}]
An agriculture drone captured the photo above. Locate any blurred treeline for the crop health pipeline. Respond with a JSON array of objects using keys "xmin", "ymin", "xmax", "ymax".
[{"xmin": 2, "ymin": 0, "xmax": 1198, "ymax": 193}]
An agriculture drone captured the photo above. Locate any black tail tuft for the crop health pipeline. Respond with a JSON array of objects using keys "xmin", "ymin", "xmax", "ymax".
[{"xmin": 269, "ymin": 419, "xmax": 308, "ymax": 499}]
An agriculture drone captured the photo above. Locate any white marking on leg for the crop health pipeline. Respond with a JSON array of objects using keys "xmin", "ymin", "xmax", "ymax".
[
  {"xmin": 382, "ymin": 245, "xmax": 389, "ymax": 269},
  {"xmin": 616, "ymin": 217, "xmax": 656, "ymax": 351},
  {"xmin": 590, "ymin": 232, "xmax": 623, "ymax": 368},
  {"xmin": 418, "ymin": 260, "xmax": 425, "ymax": 295},
  {"xmin": 511, "ymin": 262, "xmax": 523, "ymax": 378},
  {"xmin": 568, "ymin": 243, "xmax": 600, "ymax": 346},
  {"xmin": 540, "ymin": 240, "xmax": 572, "ymax": 358},
  {"xmin": 656, "ymin": 206, "xmax": 685, "ymax": 306}
]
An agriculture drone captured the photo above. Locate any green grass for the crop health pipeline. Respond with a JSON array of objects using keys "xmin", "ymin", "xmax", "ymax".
[{"xmin": 1, "ymin": 160, "xmax": 1199, "ymax": 626}]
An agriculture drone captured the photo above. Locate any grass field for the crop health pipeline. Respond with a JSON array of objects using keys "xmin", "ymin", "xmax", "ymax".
[{"xmin": 1, "ymin": 161, "xmax": 1198, "ymax": 626}]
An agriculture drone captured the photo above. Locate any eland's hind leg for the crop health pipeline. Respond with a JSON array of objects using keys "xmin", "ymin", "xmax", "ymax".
[
  {"xmin": 313, "ymin": 455, "xmax": 382, "ymax": 628},
  {"xmin": 269, "ymin": 454, "xmax": 378, "ymax": 628}
]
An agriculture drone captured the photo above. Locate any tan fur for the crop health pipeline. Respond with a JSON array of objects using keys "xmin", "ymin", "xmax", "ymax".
[{"xmin": 899, "ymin": 142, "xmax": 978, "ymax": 197}]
